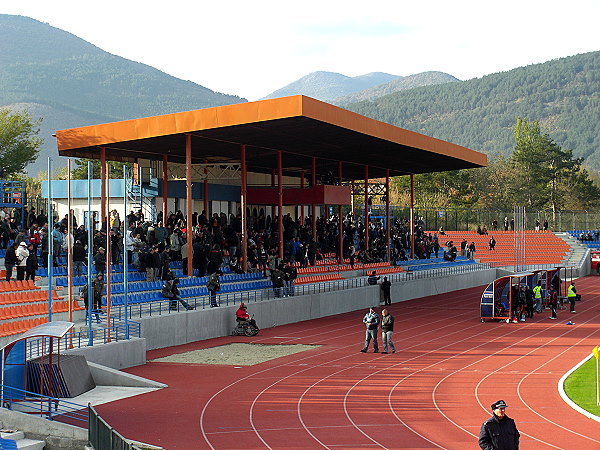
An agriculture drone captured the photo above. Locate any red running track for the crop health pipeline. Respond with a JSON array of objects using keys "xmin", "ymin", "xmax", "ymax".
[{"xmin": 96, "ymin": 276, "xmax": 600, "ymax": 449}]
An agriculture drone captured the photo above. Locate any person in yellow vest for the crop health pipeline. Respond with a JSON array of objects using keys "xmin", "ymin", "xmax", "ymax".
[
  {"xmin": 567, "ymin": 282, "xmax": 580, "ymax": 313},
  {"xmin": 532, "ymin": 280, "xmax": 542, "ymax": 313}
]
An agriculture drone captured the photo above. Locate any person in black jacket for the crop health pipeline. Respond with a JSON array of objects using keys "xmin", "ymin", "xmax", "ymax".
[
  {"xmin": 478, "ymin": 399, "xmax": 520, "ymax": 450},
  {"xmin": 380, "ymin": 276, "xmax": 391, "ymax": 305},
  {"xmin": 93, "ymin": 247, "xmax": 106, "ymax": 276},
  {"xmin": 4, "ymin": 242, "xmax": 17, "ymax": 281},
  {"xmin": 25, "ymin": 243, "xmax": 38, "ymax": 281},
  {"xmin": 282, "ymin": 262, "xmax": 297, "ymax": 297},
  {"xmin": 73, "ymin": 240, "xmax": 86, "ymax": 277},
  {"xmin": 163, "ymin": 277, "xmax": 193, "ymax": 311}
]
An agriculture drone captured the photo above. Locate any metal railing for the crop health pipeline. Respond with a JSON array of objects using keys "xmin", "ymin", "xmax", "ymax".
[
  {"xmin": 109, "ymin": 262, "xmax": 494, "ymax": 319},
  {"xmin": 24, "ymin": 320, "xmax": 141, "ymax": 358},
  {"xmin": 351, "ymin": 204, "xmax": 600, "ymax": 233},
  {"xmin": 0, "ymin": 385, "xmax": 87, "ymax": 424},
  {"xmin": 89, "ymin": 404, "xmax": 159, "ymax": 450}
]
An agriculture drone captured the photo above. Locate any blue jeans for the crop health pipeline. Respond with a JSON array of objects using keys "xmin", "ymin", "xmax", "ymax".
[
  {"xmin": 382, "ymin": 331, "xmax": 395, "ymax": 353},
  {"xmin": 363, "ymin": 328, "xmax": 378, "ymax": 352},
  {"xmin": 170, "ymin": 295, "xmax": 192, "ymax": 310},
  {"xmin": 209, "ymin": 289, "xmax": 218, "ymax": 307},
  {"xmin": 284, "ymin": 279, "xmax": 295, "ymax": 296},
  {"xmin": 73, "ymin": 261, "xmax": 85, "ymax": 278}
]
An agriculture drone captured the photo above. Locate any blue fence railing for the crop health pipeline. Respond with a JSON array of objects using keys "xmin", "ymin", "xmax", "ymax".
[
  {"xmin": 109, "ymin": 262, "xmax": 494, "ymax": 319},
  {"xmin": 24, "ymin": 320, "xmax": 141, "ymax": 357},
  {"xmin": 0, "ymin": 385, "xmax": 87, "ymax": 424}
]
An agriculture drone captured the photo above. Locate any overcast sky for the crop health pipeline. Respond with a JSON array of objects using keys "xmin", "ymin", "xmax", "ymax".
[{"xmin": 3, "ymin": 1, "xmax": 600, "ymax": 100}]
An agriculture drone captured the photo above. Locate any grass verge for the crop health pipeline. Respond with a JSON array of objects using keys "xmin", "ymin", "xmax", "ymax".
[{"xmin": 563, "ymin": 356, "xmax": 600, "ymax": 416}]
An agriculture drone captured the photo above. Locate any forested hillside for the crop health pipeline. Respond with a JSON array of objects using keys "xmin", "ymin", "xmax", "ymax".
[
  {"xmin": 0, "ymin": 14, "xmax": 246, "ymax": 174},
  {"xmin": 346, "ymin": 51, "xmax": 600, "ymax": 169}
]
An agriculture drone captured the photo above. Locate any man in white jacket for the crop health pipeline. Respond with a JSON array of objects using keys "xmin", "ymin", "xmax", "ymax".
[{"xmin": 16, "ymin": 242, "xmax": 29, "ymax": 281}]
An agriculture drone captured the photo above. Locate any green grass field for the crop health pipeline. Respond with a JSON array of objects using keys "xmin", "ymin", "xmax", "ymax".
[{"xmin": 563, "ymin": 356, "xmax": 600, "ymax": 416}]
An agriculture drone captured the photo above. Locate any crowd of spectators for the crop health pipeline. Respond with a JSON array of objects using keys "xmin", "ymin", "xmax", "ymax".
[{"xmin": 3, "ymin": 201, "xmax": 467, "ymax": 292}]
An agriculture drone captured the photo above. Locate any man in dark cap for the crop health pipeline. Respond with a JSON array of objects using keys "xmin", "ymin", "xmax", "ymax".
[{"xmin": 478, "ymin": 399, "xmax": 520, "ymax": 449}]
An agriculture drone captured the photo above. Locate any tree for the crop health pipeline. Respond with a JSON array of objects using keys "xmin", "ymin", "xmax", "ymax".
[
  {"xmin": 510, "ymin": 117, "xmax": 600, "ymax": 217},
  {"xmin": 0, "ymin": 108, "xmax": 43, "ymax": 176},
  {"xmin": 71, "ymin": 159, "xmax": 132, "ymax": 180}
]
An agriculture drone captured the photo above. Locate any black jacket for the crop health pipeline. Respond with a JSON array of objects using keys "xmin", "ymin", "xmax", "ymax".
[
  {"xmin": 73, "ymin": 243, "xmax": 86, "ymax": 262},
  {"xmin": 381, "ymin": 314, "xmax": 394, "ymax": 332},
  {"xmin": 4, "ymin": 246, "xmax": 17, "ymax": 265},
  {"xmin": 381, "ymin": 280, "xmax": 391, "ymax": 293},
  {"xmin": 478, "ymin": 414, "xmax": 519, "ymax": 450}
]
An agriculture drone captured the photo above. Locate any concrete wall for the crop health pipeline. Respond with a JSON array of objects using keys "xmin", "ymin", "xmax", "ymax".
[
  {"xmin": 140, "ymin": 268, "xmax": 498, "ymax": 350},
  {"xmin": 65, "ymin": 337, "xmax": 146, "ymax": 369},
  {"xmin": 0, "ymin": 408, "xmax": 87, "ymax": 450}
]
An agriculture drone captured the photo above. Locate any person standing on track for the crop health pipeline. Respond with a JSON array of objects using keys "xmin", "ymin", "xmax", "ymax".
[
  {"xmin": 567, "ymin": 281, "xmax": 580, "ymax": 313},
  {"xmin": 360, "ymin": 307, "xmax": 379, "ymax": 353},
  {"xmin": 380, "ymin": 309, "xmax": 395, "ymax": 354},
  {"xmin": 478, "ymin": 399, "xmax": 520, "ymax": 450},
  {"xmin": 532, "ymin": 280, "xmax": 542, "ymax": 313},
  {"xmin": 548, "ymin": 286, "xmax": 558, "ymax": 319}
]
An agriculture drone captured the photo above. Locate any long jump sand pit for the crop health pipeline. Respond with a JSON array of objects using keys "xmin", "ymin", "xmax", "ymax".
[{"xmin": 151, "ymin": 343, "xmax": 320, "ymax": 366}]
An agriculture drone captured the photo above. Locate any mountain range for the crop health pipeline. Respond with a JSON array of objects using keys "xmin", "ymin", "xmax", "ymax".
[
  {"xmin": 1, "ymin": 14, "xmax": 600, "ymax": 175},
  {"xmin": 261, "ymin": 71, "xmax": 401, "ymax": 101},
  {"xmin": 0, "ymin": 14, "xmax": 245, "ymax": 174}
]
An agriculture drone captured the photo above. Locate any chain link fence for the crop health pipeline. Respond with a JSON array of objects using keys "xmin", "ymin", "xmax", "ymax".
[{"xmin": 351, "ymin": 205, "xmax": 599, "ymax": 232}]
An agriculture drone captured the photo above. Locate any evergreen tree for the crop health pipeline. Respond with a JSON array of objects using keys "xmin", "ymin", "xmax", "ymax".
[{"xmin": 0, "ymin": 108, "xmax": 42, "ymax": 176}]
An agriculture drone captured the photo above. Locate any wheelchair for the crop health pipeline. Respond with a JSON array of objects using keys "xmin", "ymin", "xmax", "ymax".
[{"xmin": 232, "ymin": 317, "xmax": 259, "ymax": 336}]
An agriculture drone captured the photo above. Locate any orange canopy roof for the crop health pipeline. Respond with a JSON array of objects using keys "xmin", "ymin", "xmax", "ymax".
[{"xmin": 56, "ymin": 95, "xmax": 486, "ymax": 180}]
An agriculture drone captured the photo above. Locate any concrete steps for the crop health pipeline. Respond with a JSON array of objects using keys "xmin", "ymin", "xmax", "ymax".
[
  {"xmin": 556, "ymin": 232, "xmax": 589, "ymax": 266},
  {"xmin": 0, "ymin": 429, "xmax": 45, "ymax": 450}
]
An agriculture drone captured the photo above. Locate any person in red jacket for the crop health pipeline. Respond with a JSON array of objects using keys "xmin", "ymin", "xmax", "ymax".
[{"xmin": 236, "ymin": 302, "xmax": 257, "ymax": 328}]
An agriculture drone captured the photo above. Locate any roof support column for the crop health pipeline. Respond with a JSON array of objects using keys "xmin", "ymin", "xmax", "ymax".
[
  {"xmin": 278, "ymin": 151, "xmax": 283, "ymax": 260},
  {"xmin": 186, "ymin": 135, "xmax": 193, "ymax": 277},
  {"xmin": 338, "ymin": 161, "xmax": 343, "ymax": 265},
  {"xmin": 67, "ymin": 159, "xmax": 73, "ymax": 330},
  {"xmin": 351, "ymin": 180, "xmax": 355, "ymax": 218},
  {"xmin": 364, "ymin": 165, "xmax": 369, "ymax": 252},
  {"xmin": 162, "ymin": 153, "xmax": 168, "ymax": 224},
  {"xmin": 385, "ymin": 169, "xmax": 390, "ymax": 263},
  {"xmin": 410, "ymin": 173, "xmax": 415, "ymax": 259},
  {"xmin": 203, "ymin": 159, "xmax": 209, "ymax": 221},
  {"xmin": 100, "ymin": 147, "xmax": 106, "ymax": 222},
  {"xmin": 271, "ymin": 169, "xmax": 276, "ymax": 221},
  {"xmin": 240, "ymin": 144, "xmax": 247, "ymax": 273},
  {"xmin": 105, "ymin": 163, "xmax": 111, "ymax": 341},
  {"xmin": 300, "ymin": 172, "xmax": 305, "ymax": 226},
  {"xmin": 311, "ymin": 157, "xmax": 316, "ymax": 241}
]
